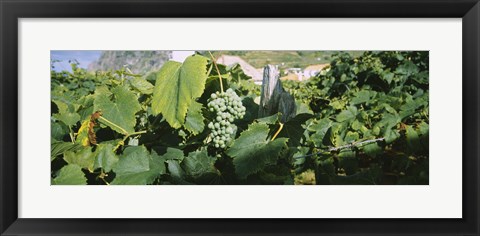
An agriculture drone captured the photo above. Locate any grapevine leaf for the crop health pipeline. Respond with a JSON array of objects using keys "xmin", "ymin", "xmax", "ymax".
[
  {"xmin": 399, "ymin": 97, "xmax": 423, "ymax": 120},
  {"xmin": 52, "ymin": 100, "xmax": 70, "ymax": 114},
  {"xmin": 339, "ymin": 149, "xmax": 357, "ymax": 175},
  {"xmin": 182, "ymin": 150, "xmax": 216, "ymax": 178},
  {"xmin": 75, "ymin": 119, "xmax": 91, "ymax": 146},
  {"xmin": 167, "ymin": 160, "xmax": 184, "ymax": 179},
  {"xmin": 363, "ymin": 143, "xmax": 382, "ymax": 157},
  {"xmin": 130, "ymin": 77, "xmax": 154, "ymax": 94},
  {"xmin": 111, "ymin": 146, "xmax": 165, "ymax": 185},
  {"xmin": 406, "ymin": 125, "xmax": 420, "ymax": 153},
  {"xmin": 162, "ymin": 148, "xmax": 184, "ymax": 161},
  {"xmin": 336, "ymin": 106, "xmax": 358, "ymax": 123},
  {"xmin": 257, "ymin": 113, "xmax": 280, "ymax": 125},
  {"xmin": 51, "ymin": 141, "xmax": 83, "ymax": 161},
  {"xmin": 52, "ymin": 100, "xmax": 80, "ymax": 126},
  {"xmin": 351, "ymin": 90, "xmax": 371, "ymax": 105},
  {"xmin": 151, "ymin": 55, "xmax": 209, "ymax": 128},
  {"xmin": 94, "ymin": 86, "xmax": 141, "ymax": 134},
  {"xmin": 257, "ymin": 113, "xmax": 311, "ymax": 147},
  {"xmin": 93, "ymin": 144, "xmax": 118, "ymax": 172},
  {"xmin": 51, "ymin": 122, "xmax": 68, "ymax": 141},
  {"xmin": 52, "ymin": 164, "xmax": 87, "ymax": 185},
  {"xmin": 344, "ymin": 131, "xmax": 359, "ymax": 143},
  {"xmin": 384, "ymin": 128, "xmax": 400, "ymax": 144},
  {"xmin": 226, "ymin": 123, "xmax": 288, "ymax": 179},
  {"xmin": 382, "ymin": 72, "xmax": 394, "ymax": 84},
  {"xmin": 351, "ymin": 120, "xmax": 363, "ymax": 131},
  {"xmin": 277, "ymin": 113, "xmax": 312, "ymax": 147},
  {"xmin": 330, "ymin": 99, "xmax": 347, "ymax": 110},
  {"xmin": 63, "ymin": 148, "xmax": 95, "ymax": 172},
  {"xmin": 295, "ymin": 101, "xmax": 313, "ymax": 115},
  {"xmin": 418, "ymin": 121, "xmax": 429, "ymax": 136},
  {"xmin": 151, "ymin": 151, "xmax": 167, "ymax": 175},
  {"xmin": 308, "ymin": 118, "xmax": 333, "ymax": 147},
  {"xmin": 395, "ymin": 60, "xmax": 419, "ymax": 77},
  {"xmin": 184, "ymin": 101, "xmax": 205, "ymax": 135},
  {"xmin": 54, "ymin": 112, "xmax": 80, "ymax": 127}
]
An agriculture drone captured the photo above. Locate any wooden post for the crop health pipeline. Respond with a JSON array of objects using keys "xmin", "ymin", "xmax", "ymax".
[{"xmin": 258, "ymin": 65, "xmax": 296, "ymax": 123}]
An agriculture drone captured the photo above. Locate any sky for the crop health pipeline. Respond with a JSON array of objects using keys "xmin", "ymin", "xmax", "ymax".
[
  {"xmin": 50, "ymin": 50, "xmax": 102, "ymax": 72},
  {"xmin": 50, "ymin": 50, "xmax": 193, "ymax": 72}
]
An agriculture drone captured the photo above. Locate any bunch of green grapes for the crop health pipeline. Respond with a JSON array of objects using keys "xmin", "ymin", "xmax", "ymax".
[{"xmin": 207, "ymin": 88, "xmax": 246, "ymax": 148}]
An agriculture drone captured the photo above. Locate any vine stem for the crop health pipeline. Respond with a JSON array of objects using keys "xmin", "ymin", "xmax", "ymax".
[
  {"xmin": 208, "ymin": 51, "xmax": 224, "ymax": 93},
  {"xmin": 271, "ymin": 122, "xmax": 284, "ymax": 141},
  {"xmin": 328, "ymin": 137, "xmax": 385, "ymax": 152},
  {"xmin": 95, "ymin": 115, "xmax": 147, "ymax": 151},
  {"xmin": 68, "ymin": 126, "xmax": 75, "ymax": 143},
  {"xmin": 98, "ymin": 116, "xmax": 129, "ymax": 135},
  {"xmin": 113, "ymin": 130, "xmax": 147, "ymax": 152},
  {"xmin": 294, "ymin": 137, "xmax": 386, "ymax": 159}
]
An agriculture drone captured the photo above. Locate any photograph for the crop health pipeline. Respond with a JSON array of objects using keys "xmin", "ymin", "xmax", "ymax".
[{"xmin": 50, "ymin": 50, "xmax": 429, "ymax": 185}]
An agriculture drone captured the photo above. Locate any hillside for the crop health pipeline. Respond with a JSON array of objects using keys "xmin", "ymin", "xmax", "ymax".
[
  {"xmin": 210, "ymin": 51, "xmax": 363, "ymax": 70},
  {"xmin": 88, "ymin": 51, "xmax": 171, "ymax": 75}
]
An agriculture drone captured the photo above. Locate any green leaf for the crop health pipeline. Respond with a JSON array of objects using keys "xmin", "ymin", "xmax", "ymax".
[
  {"xmin": 93, "ymin": 144, "xmax": 118, "ymax": 172},
  {"xmin": 111, "ymin": 146, "xmax": 165, "ymax": 185},
  {"xmin": 351, "ymin": 90, "xmax": 371, "ymax": 105},
  {"xmin": 395, "ymin": 60, "xmax": 419, "ymax": 77},
  {"xmin": 64, "ymin": 148, "xmax": 95, "ymax": 172},
  {"xmin": 406, "ymin": 125, "xmax": 420, "ymax": 153},
  {"xmin": 51, "ymin": 141, "xmax": 83, "ymax": 161},
  {"xmin": 51, "ymin": 122, "xmax": 68, "ymax": 141},
  {"xmin": 52, "ymin": 100, "xmax": 80, "ymax": 126},
  {"xmin": 295, "ymin": 101, "xmax": 313, "ymax": 115},
  {"xmin": 54, "ymin": 112, "xmax": 80, "ymax": 127},
  {"xmin": 351, "ymin": 120, "xmax": 363, "ymax": 131},
  {"xmin": 278, "ymin": 113, "xmax": 312, "ymax": 147},
  {"xmin": 399, "ymin": 97, "xmax": 423, "ymax": 120},
  {"xmin": 227, "ymin": 123, "xmax": 288, "ymax": 179},
  {"xmin": 162, "ymin": 148, "xmax": 184, "ymax": 161},
  {"xmin": 94, "ymin": 86, "xmax": 141, "ymax": 134},
  {"xmin": 113, "ymin": 146, "xmax": 149, "ymax": 175},
  {"xmin": 336, "ymin": 106, "xmax": 358, "ymax": 123},
  {"xmin": 52, "ymin": 164, "xmax": 87, "ymax": 185},
  {"xmin": 150, "ymin": 151, "xmax": 167, "ymax": 175},
  {"xmin": 330, "ymin": 99, "xmax": 347, "ymax": 110},
  {"xmin": 344, "ymin": 131, "xmax": 359, "ymax": 143},
  {"xmin": 257, "ymin": 113, "xmax": 281, "ymax": 125},
  {"xmin": 363, "ymin": 143, "xmax": 382, "ymax": 157},
  {"xmin": 382, "ymin": 72, "xmax": 394, "ymax": 84},
  {"xmin": 308, "ymin": 118, "xmax": 332, "ymax": 147},
  {"xmin": 338, "ymin": 150, "xmax": 357, "ymax": 175},
  {"xmin": 167, "ymin": 160, "xmax": 184, "ymax": 179},
  {"xmin": 130, "ymin": 77, "xmax": 154, "ymax": 94},
  {"xmin": 330, "ymin": 122, "xmax": 348, "ymax": 146},
  {"xmin": 152, "ymin": 55, "xmax": 209, "ymax": 128},
  {"xmin": 184, "ymin": 101, "xmax": 205, "ymax": 135},
  {"xmin": 52, "ymin": 100, "xmax": 70, "ymax": 114},
  {"xmin": 182, "ymin": 150, "xmax": 216, "ymax": 178},
  {"xmin": 418, "ymin": 121, "xmax": 429, "ymax": 136},
  {"xmin": 384, "ymin": 128, "xmax": 400, "ymax": 144}
]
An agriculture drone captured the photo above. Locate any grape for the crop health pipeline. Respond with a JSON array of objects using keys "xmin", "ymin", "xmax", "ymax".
[{"xmin": 207, "ymin": 88, "xmax": 246, "ymax": 149}]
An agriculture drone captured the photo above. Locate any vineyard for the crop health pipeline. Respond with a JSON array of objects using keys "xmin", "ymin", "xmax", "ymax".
[{"xmin": 51, "ymin": 51, "xmax": 429, "ymax": 185}]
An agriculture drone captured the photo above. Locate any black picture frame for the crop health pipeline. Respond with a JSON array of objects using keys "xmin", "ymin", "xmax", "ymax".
[{"xmin": 1, "ymin": 0, "xmax": 479, "ymax": 235}]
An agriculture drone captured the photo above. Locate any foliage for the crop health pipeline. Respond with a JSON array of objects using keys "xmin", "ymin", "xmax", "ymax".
[
  {"xmin": 283, "ymin": 51, "xmax": 429, "ymax": 184},
  {"xmin": 51, "ymin": 51, "xmax": 428, "ymax": 185}
]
